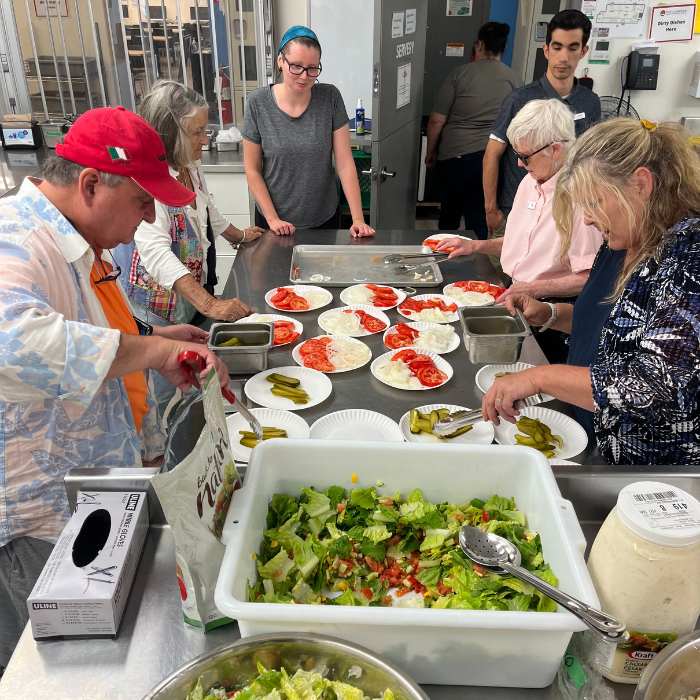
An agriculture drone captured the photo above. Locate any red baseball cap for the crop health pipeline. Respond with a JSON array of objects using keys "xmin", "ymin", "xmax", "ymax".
[{"xmin": 56, "ymin": 106, "xmax": 195, "ymax": 208}]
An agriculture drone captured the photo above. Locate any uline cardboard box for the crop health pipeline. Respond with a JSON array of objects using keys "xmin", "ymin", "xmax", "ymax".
[{"xmin": 27, "ymin": 491, "xmax": 149, "ymax": 639}]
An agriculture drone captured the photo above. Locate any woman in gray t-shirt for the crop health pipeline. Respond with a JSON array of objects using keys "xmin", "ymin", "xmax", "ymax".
[{"xmin": 242, "ymin": 26, "xmax": 374, "ymax": 236}]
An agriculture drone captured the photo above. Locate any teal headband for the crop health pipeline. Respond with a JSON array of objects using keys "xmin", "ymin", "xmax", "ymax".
[{"xmin": 278, "ymin": 25, "xmax": 321, "ymax": 55}]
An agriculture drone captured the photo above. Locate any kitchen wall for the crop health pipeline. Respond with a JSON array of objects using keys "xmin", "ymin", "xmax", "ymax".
[
  {"xmin": 575, "ymin": 5, "xmax": 700, "ymax": 123},
  {"xmin": 273, "ymin": 0, "xmax": 306, "ymax": 44}
]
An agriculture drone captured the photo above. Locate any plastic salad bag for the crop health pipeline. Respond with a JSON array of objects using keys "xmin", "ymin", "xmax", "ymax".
[
  {"xmin": 557, "ymin": 632, "xmax": 616, "ymax": 700},
  {"xmin": 153, "ymin": 370, "xmax": 240, "ymax": 631}
]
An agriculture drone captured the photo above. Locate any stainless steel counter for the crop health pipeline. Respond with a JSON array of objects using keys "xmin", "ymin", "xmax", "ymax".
[
  {"xmin": 222, "ymin": 228, "xmax": 600, "ymax": 464},
  {"xmin": 6, "ymin": 229, "xmax": 699, "ymax": 700},
  {"xmin": 199, "ymin": 149, "xmax": 246, "ymax": 173}
]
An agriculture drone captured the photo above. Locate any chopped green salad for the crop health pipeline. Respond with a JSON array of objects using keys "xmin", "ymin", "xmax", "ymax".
[
  {"xmin": 186, "ymin": 664, "xmax": 393, "ymax": 700},
  {"xmin": 248, "ymin": 487, "xmax": 558, "ymax": 611}
]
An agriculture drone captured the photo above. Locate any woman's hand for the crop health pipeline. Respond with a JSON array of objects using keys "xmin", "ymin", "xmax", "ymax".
[
  {"xmin": 351, "ymin": 219, "xmax": 375, "ymax": 238},
  {"xmin": 482, "ymin": 368, "xmax": 542, "ymax": 425},
  {"xmin": 435, "ymin": 237, "xmax": 479, "ymax": 259},
  {"xmin": 498, "ymin": 293, "xmax": 551, "ymax": 326},
  {"xmin": 269, "ymin": 218, "xmax": 296, "ymax": 236},
  {"xmin": 153, "ymin": 324, "xmax": 209, "ymax": 344},
  {"xmin": 207, "ymin": 298, "xmax": 252, "ymax": 321},
  {"xmin": 242, "ymin": 226, "xmax": 264, "ymax": 242}
]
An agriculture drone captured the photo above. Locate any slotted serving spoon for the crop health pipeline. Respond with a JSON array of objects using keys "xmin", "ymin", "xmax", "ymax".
[{"xmin": 459, "ymin": 525, "xmax": 629, "ymax": 644}]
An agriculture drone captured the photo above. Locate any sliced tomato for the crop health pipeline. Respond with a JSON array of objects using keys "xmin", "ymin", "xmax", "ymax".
[
  {"xmin": 408, "ymin": 357, "xmax": 434, "ymax": 371},
  {"xmin": 362, "ymin": 316, "xmax": 387, "ymax": 333},
  {"xmin": 289, "ymin": 296, "xmax": 310, "ymax": 311},
  {"xmin": 275, "ymin": 320, "xmax": 296, "ymax": 329},
  {"xmin": 489, "ymin": 285, "xmax": 506, "ymax": 298},
  {"xmin": 303, "ymin": 352, "xmax": 334, "ymax": 372},
  {"xmin": 393, "ymin": 349, "xmax": 417, "ymax": 362},
  {"xmin": 271, "ymin": 287, "xmax": 290, "ymax": 304},
  {"xmin": 482, "ymin": 509, "xmax": 490, "ymax": 523},
  {"xmin": 422, "ymin": 239, "xmax": 439, "ymax": 250},
  {"xmin": 273, "ymin": 327, "xmax": 299, "ymax": 346},
  {"xmin": 299, "ymin": 339, "xmax": 326, "ymax": 355},
  {"xmin": 468, "ymin": 281, "xmax": 491, "ymax": 293},
  {"xmin": 385, "ymin": 333, "xmax": 415, "ymax": 349},
  {"xmin": 318, "ymin": 336, "xmax": 333, "ymax": 345},
  {"xmin": 415, "ymin": 366, "xmax": 448, "ymax": 387},
  {"xmin": 373, "ymin": 287, "xmax": 398, "ymax": 299},
  {"xmin": 373, "ymin": 298, "xmax": 396, "ymax": 307}
]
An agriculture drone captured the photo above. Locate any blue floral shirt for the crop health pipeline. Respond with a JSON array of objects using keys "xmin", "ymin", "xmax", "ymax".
[
  {"xmin": 592, "ymin": 217, "xmax": 700, "ymax": 464},
  {"xmin": 0, "ymin": 178, "xmax": 165, "ymax": 547}
]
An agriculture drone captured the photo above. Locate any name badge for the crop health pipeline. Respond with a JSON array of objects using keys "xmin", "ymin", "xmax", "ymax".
[
  {"xmin": 526, "ymin": 200, "xmax": 537, "ymax": 210},
  {"xmin": 574, "ymin": 112, "xmax": 586, "ymax": 120}
]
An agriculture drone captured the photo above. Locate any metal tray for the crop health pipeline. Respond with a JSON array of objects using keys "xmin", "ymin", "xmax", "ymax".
[
  {"xmin": 289, "ymin": 245, "xmax": 444, "ymax": 286},
  {"xmin": 459, "ymin": 306, "xmax": 531, "ymax": 365}
]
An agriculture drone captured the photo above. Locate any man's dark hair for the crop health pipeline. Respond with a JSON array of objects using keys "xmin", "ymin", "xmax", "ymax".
[
  {"xmin": 546, "ymin": 9, "xmax": 592, "ymax": 47},
  {"xmin": 477, "ymin": 22, "xmax": 510, "ymax": 57}
]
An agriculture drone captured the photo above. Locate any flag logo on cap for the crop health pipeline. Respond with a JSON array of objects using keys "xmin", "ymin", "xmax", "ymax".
[{"xmin": 107, "ymin": 146, "xmax": 130, "ymax": 163}]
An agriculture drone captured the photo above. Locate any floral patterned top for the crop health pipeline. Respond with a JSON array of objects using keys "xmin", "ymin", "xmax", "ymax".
[
  {"xmin": 591, "ymin": 216, "xmax": 700, "ymax": 465},
  {"xmin": 0, "ymin": 178, "xmax": 165, "ymax": 547}
]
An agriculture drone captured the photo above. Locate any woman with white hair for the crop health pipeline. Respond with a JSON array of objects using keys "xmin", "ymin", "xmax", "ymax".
[
  {"xmin": 437, "ymin": 98, "xmax": 601, "ymax": 362},
  {"xmin": 115, "ymin": 80, "xmax": 263, "ymax": 331}
]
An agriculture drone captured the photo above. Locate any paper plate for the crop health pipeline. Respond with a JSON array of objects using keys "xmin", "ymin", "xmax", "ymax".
[
  {"xmin": 292, "ymin": 335, "xmax": 372, "ymax": 373},
  {"xmin": 397, "ymin": 294, "xmax": 460, "ymax": 323},
  {"xmin": 371, "ymin": 348, "xmax": 453, "ymax": 391},
  {"xmin": 226, "ymin": 409, "xmax": 310, "ymax": 462},
  {"xmin": 244, "ymin": 366, "xmax": 332, "ymax": 410},
  {"xmin": 421, "ymin": 233, "xmax": 471, "ymax": 253},
  {"xmin": 339, "ymin": 284, "xmax": 407, "ymax": 310},
  {"xmin": 310, "ymin": 409, "xmax": 404, "ymax": 442},
  {"xmin": 264, "ymin": 285, "xmax": 332, "ymax": 312},
  {"xmin": 399, "ymin": 404, "xmax": 494, "ymax": 445},
  {"xmin": 443, "ymin": 283, "xmax": 496, "ymax": 308},
  {"xmin": 493, "ymin": 406, "xmax": 588, "ymax": 461},
  {"xmin": 235, "ymin": 313, "xmax": 303, "ymax": 346},
  {"xmin": 382, "ymin": 321, "xmax": 460, "ymax": 355},
  {"xmin": 318, "ymin": 305, "xmax": 390, "ymax": 337},
  {"xmin": 475, "ymin": 363, "xmax": 554, "ymax": 403}
]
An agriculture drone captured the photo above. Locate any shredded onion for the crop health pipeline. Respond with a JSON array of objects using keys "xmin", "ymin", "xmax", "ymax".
[
  {"xmin": 414, "ymin": 325, "xmax": 456, "ymax": 352},
  {"xmin": 246, "ymin": 314, "xmax": 274, "ymax": 322},
  {"xmin": 405, "ymin": 307, "xmax": 456, "ymax": 323},
  {"xmin": 303, "ymin": 291, "xmax": 330, "ymax": 309},
  {"xmin": 326, "ymin": 339, "xmax": 370, "ymax": 370},
  {"xmin": 375, "ymin": 359, "xmax": 422, "ymax": 389},
  {"xmin": 322, "ymin": 310, "xmax": 363, "ymax": 336},
  {"xmin": 345, "ymin": 286, "xmax": 375, "ymax": 304},
  {"xmin": 446, "ymin": 288, "xmax": 495, "ymax": 306}
]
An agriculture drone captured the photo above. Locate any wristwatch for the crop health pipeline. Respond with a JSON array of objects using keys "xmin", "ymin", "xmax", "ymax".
[
  {"xmin": 133, "ymin": 317, "xmax": 153, "ymax": 336},
  {"xmin": 539, "ymin": 302, "xmax": 557, "ymax": 332}
]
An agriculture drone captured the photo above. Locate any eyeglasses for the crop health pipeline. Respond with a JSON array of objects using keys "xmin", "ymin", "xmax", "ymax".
[
  {"xmin": 512, "ymin": 143, "xmax": 554, "ymax": 166},
  {"xmin": 281, "ymin": 54, "xmax": 322, "ymax": 78},
  {"xmin": 92, "ymin": 249, "xmax": 121, "ymax": 284}
]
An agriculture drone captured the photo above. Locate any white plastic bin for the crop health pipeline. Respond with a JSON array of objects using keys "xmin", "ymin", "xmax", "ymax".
[{"xmin": 215, "ymin": 440, "xmax": 598, "ymax": 688}]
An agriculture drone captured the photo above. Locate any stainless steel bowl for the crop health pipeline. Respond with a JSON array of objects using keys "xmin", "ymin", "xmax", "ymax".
[
  {"xmin": 209, "ymin": 322, "xmax": 273, "ymax": 374},
  {"xmin": 459, "ymin": 306, "xmax": 531, "ymax": 364},
  {"xmin": 634, "ymin": 629, "xmax": 700, "ymax": 700},
  {"xmin": 142, "ymin": 633, "xmax": 429, "ymax": 700}
]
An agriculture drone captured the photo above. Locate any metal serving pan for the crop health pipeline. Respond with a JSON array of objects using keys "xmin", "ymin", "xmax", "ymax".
[
  {"xmin": 208, "ymin": 323, "xmax": 273, "ymax": 374},
  {"xmin": 459, "ymin": 306, "xmax": 532, "ymax": 364},
  {"xmin": 289, "ymin": 245, "xmax": 444, "ymax": 286},
  {"xmin": 142, "ymin": 633, "xmax": 429, "ymax": 700}
]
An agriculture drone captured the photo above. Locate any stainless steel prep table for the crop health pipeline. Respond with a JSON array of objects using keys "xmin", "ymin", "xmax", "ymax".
[
  {"xmin": 223, "ymin": 229, "xmax": 600, "ymax": 464},
  {"xmin": 4, "ymin": 466, "xmax": 700, "ymax": 700}
]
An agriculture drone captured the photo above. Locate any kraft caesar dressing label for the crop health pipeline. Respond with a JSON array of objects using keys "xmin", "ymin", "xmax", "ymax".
[{"xmin": 594, "ymin": 632, "xmax": 678, "ymax": 679}]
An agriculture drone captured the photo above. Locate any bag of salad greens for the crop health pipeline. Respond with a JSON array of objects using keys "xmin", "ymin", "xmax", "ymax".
[{"xmin": 153, "ymin": 371, "xmax": 240, "ymax": 631}]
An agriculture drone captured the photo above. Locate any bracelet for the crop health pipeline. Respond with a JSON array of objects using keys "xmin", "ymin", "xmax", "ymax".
[
  {"xmin": 539, "ymin": 302, "xmax": 557, "ymax": 332},
  {"xmin": 229, "ymin": 229, "xmax": 246, "ymax": 249},
  {"xmin": 240, "ymin": 228, "xmax": 247, "ymax": 243}
]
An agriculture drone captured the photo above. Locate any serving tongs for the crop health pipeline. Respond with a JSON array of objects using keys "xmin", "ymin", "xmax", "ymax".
[
  {"xmin": 382, "ymin": 252, "xmax": 450, "ymax": 265},
  {"xmin": 459, "ymin": 526, "xmax": 629, "ymax": 645},
  {"xmin": 431, "ymin": 395, "xmax": 546, "ymax": 436},
  {"xmin": 178, "ymin": 350, "xmax": 263, "ymax": 440}
]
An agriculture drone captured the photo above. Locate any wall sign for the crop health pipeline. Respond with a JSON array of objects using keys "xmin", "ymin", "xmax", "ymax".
[
  {"xmin": 34, "ymin": 0, "xmax": 69, "ymax": 17},
  {"xmin": 446, "ymin": 43, "xmax": 465, "ymax": 56},
  {"xmin": 392, "ymin": 12, "xmax": 404, "ymax": 38},
  {"xmin": 405, "ymin": 8, "xmax": 416, "ymax": 34},
  {"xmin": 650, "ymin": 3, "xmax": 695, "ymax": 41},
  {"xmin": 446, "ymin": 0, "xmax": 472, "ymax": 16},
  {"xmin": 397, "ymin": 63, "xmax": 411, "ymax": 109}
]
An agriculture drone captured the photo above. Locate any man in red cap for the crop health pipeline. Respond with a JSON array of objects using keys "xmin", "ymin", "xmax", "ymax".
[{"xmin": 0, "ymin": 107, "xmax": 229, "ymax": 671}]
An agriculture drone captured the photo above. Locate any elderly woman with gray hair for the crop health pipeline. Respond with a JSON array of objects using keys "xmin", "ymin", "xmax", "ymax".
[
  {"xmin": 436, "ymin": 99, "xmax": 601, "ymax": 362},
  {"xmin": 115, "ymin": 80, "xmax": 263, "ymax": 331}
]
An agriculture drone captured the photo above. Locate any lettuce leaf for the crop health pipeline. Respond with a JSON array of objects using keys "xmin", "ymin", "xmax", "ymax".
[
  {"xmin": 501, "ymin": 509, "xmax": 526, "ymax": 526},
  {"xmin": 484, "ymin": 494, "xmax": 515, "ymax": 512},
  {"xmin": 331, "ymin": 681, "xmax": 364, "ymax": 700},
  {"xmin": 363, "ymin": 524, "xmax": 391, "ymax": 544},
  {"xmin": 328, "ymin": 535, "xmax": 352, "ymax": 559},
  {"xmin": 360, "ymin": 537, "xmax": 386, "ymax": 562},
  {"xmin": 507, "ymin": 594, "xmax": 532, "ymax": 611},
  {"xmin": 267, "ymin": 494, "xmax": 299, "ymax": 530},
  {"xmin": 257, "ymin": 550, "xmax": 289, "ymax": 579},
  {"xmin": 415, "ymin": 566, "xmax": 442, "ymax": 587},
  {"xmin": 324, "ymin": 486, "xmax": 346, "ymax": 510},
  {"xmin": 419, "ymin": 528, "xmax": 452, "ymax": 552},
  {"xmin": 373, "ymin": 506, "xmax": 398, "ymax": 522},
  {"xmin": 326, "ymin": 589, "xmax": 361, "ymax": 606},
  {"xmin": 300, "ymin": 487, "xmax": 332, "ymax": 518},
  {"xmin": 292, "ymin": 537, "xmax": 320, "ymax": 579},
  {"xmin": 349, "ymin": 487, "xmax": 377, "ymax": 509}
]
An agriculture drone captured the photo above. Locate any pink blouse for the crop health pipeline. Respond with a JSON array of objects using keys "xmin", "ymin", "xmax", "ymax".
[{"xmin": 500, "ymin": 170, "xmax": 602, "ymax": 283}]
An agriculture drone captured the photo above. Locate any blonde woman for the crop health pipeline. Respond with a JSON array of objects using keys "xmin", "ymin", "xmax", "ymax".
[
  {"xmin": 437, "ymin": 99, "xmax": 602, "ymax": 362},
  {"xmin": 482, "ymin": 119, "xmax": 700, "ymax": 465},
  {"xmin": 115, "ymin": 80, "xmax": 263, "ymax": 329}
]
